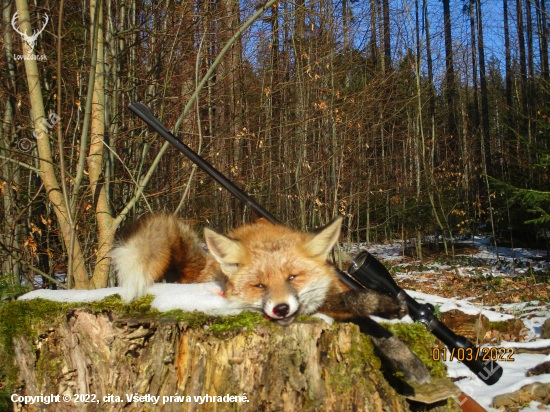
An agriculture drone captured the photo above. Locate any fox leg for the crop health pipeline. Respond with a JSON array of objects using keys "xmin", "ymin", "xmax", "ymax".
[
  {"xmin": 355, "ymin": 317, "xmax": 431, "ymax": 384},
  {"xmin": 319, "ymin": 290, "xmax": 431, "ymax": 385},
  {"xmin": 319, "ymin": 289, "xmax": 408, "ymax": 320}
]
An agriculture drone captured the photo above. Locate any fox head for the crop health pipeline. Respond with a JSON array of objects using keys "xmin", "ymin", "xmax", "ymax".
[{"xmin": 204, "ymin": 217, "xmax": 343, "ymax": 326}]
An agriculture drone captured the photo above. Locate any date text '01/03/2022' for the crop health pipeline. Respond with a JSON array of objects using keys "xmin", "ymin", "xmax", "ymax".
[{"xmin": 432, "ymin": 347, "xmax": 515, "ymax": 362}]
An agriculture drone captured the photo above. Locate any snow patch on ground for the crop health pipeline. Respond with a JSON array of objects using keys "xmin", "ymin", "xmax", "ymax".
[
  {"xmin": 406, "ymin": 289, "xmax": 514, "ymax": 321},
  {"xmin": 447, "ymin": 353, "xmax": 550, "ymax": 411},
  {"xmin": 20, "ymin": 287, "xmax": 120, "ymax": 303}
]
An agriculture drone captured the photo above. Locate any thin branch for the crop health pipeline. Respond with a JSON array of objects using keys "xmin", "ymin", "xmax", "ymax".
[
  {"xmin": 98, "ymin": 137, "xmax": 153, "ymax": 212},
  {"xmin": 8, "ymin": 182, "xmax": 44, "ymax": 232},
  {"xmin": 175, "ymin": 29, "xmax": 207, "ymax": 215},
  {"xmin": 113, "ymin": 0, "xmax": 279, "ymax": 228},
  {"xmin": 0, "ymin": 240, "xmax": 67, "ymax": 289},
  {"xmin": 0, "ymin": 154, "xmax": 41, "ymax": 173}
]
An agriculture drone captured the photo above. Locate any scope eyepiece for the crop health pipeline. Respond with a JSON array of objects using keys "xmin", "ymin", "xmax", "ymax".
[{"xmin": 348, "ymin": 251, "xmax": 402, "ymax": 296}]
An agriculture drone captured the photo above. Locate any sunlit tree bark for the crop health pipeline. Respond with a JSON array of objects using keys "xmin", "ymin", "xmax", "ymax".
[
  {"xmin": 14, "ymin": 0, "xmax": 88, "ymax": 288},
  {"xmin": 476, "ymin": 0, "xmax": 491, "ymax": 167},
  {"xmin": 87, "ymin": 0, "xmax": 115, "ymax": 289}
]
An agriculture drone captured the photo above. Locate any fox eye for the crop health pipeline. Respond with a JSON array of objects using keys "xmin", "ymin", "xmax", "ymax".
[
  {"xmin": 287, "ymin": 275, "xmax": 297, "ymax": 281},
  {"xmin": 253, "ymin": 283, "xmax": 265, "ymax": 289}
]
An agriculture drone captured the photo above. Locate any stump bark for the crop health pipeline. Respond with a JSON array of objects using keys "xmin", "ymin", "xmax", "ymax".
[{"xmin": 8, "ymin": 306, "xmax": 459, "ymax": 412}]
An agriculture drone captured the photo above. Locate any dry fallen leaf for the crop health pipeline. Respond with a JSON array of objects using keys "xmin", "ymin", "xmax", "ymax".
[
  {"xmin": 23, "ymin": 237, "xmax": 37, "ymax": 255},
  {"xmin": 30, "ymin": 223, "xmax": 41, "ymax": 236}
]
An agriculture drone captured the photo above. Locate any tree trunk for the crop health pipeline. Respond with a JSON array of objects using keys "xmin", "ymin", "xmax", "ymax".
[
  {"xmin": 14, "ymin": 0, "xmax": 89, "ymax": 289},
  {"xmin": 517, "ymin": 0, "xmax": 528, "ymax": 131},
  {"xmin": 382, "ymin": 0, "xmax": 391, "ymax": 71},
  {"xmin": 535, "ymin": 0, "xmax": 549, "ymax": 82},
  {"xmin": 526, "ymin": 0, "xmax": 535, "ymax": 81},
  {"xmin": 10, "ymin": 308, "xmax": 460, "ymax": 412},
  {"xmin": 541, "ymin": 0, "xmax": 549, "ymax": 81},
  {"xmin": 469, "ymin": 0, "xmax": 479, "ymax": 133},
  {"xmin": 423, "ymin": 0, "xmax": 435, "ymax": 139},
  {"xmin": 503, "ymin": 0, "xmax": 512, "ymax": 108},
  {"xmin": 476, "ymin": 0, "xmax": 491, "ymax": 168},
  {"xmin": 88, "ymin": 0, "xmax": 115, "ymax": 289},
  {"xmin": 1, "ymin": 0, "xmax": 19, "ymax": 281},
  {"xmin": 370, "ymin": 0, "xmax": 378, "ymax": 64},
  {"xmin": 442, "ymin": 0, "xmax": 457, "ymax": 139}
]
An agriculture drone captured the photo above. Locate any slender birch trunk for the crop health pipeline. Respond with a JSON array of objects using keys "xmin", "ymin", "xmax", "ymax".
[
  {"xmin": 14, "ymin": 0, "xmax": 89, "ymax": 288},
  {"xmin": 1, "ymin": 0, "xmax": 19, "ymax": 281},
  {"xmin": 87, "ymin": 0, "xmax": 115, "ymax": 288}
]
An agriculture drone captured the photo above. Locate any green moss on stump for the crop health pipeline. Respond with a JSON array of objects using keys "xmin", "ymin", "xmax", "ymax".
[
  {"xmin": 382, "ymin": 322, "xmax": 447, "ymax": 378},
  {"xmin": 167, "ymin": 310, "xmax": 273, "ymax": 334},
  {"xmin": 0, "ymin": 294, "xmax": 451, "ymax": 411},
  {"xmin": 325, "ymin": 327, "xmax": 381, "ymax": 395},
  {"xmin": 85, "ymin": 294, "xmax": 155, "ymax": 314},
  {"xmin": 0, "ymin": 299, "xmax": 65, "ymax": 411},
  {"xmin": 0, "ymin": 294, "xmax": 154, "ymax": 404}
]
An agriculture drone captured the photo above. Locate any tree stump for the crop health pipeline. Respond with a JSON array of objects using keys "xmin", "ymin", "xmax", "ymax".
[{"xmin": 4, "ymin": 299, "xmax": 461, "ymax": 412}]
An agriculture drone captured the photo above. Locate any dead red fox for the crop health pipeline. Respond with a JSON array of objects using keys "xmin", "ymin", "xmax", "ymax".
[{"xmin": 112, "ymin": 214, "xmax": 430, "ymax": 384}]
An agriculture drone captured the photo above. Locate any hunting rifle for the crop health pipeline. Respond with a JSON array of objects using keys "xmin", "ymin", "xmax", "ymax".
[{"xmin": 128, "ymin": 102, "xmax": 502, "ymax": 385}]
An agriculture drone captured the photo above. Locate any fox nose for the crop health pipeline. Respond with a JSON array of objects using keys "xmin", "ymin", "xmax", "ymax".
[{"xmin": 273, "ymin": 303, "xmax": 290, "ymax": 318}]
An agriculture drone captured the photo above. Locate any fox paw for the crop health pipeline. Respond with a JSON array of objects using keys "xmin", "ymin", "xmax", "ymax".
[
  {"xmin": 401, "ymin": 355, "xmax": 432, "ymax": 385},
  {"xmin": 374, "ymin": 295, "xmax": 408, "ymax": 320}
]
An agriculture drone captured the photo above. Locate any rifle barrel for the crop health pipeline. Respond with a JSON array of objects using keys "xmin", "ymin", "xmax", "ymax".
[
  {"xmin": 128, "ymin": 102, "xmax": 363, "ymax": 290},
  {"xmin": 128, "ymin": 102, "xmax": 279, "ymax": 224}
]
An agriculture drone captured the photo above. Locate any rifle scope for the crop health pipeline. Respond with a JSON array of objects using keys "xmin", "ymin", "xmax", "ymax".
[
  {"xmin": 349, "ymin": 251, "xmax": 503, "ymax": 385},
  {"xmin": 128, "ymin": 102, "xmax": 503, "ymax": 386}
]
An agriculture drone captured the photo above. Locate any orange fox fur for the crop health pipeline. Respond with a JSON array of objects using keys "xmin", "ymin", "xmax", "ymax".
[
  {"xmin": 112, "ymin": 214, "xmax": 345, "ymax": 325},
  {"xmin": 111, "ymin": 214, "xmax": 431, "ymax": 383}
]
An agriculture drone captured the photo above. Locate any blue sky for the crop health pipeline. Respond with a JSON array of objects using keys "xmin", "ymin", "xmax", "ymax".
[{"xmin": 235, "ymin": 0, "xmax": 542, "ymax": 89}]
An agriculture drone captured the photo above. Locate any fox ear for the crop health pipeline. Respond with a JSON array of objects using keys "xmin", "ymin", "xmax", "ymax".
[
  {"xmin": 204, "ymin": 228, "xmax": 242, "ymax": 276},
  {"xmin": 304, "ymin": 216, "xmax": 343, "ymax": 258}
]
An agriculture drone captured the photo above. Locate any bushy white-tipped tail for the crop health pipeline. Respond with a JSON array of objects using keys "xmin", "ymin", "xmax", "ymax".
[
  {"xmin": 111, "ymin": 214, "xmax": 199, "ymax": 302},
  {"xmin": 111, "ymin": 243, "xmax": 154, "ymax": 302}
]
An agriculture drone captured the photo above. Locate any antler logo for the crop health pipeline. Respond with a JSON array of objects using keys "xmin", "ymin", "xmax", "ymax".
[{"xmin": 11, "ymin": 11, "xmax": 49, "ymax": 57}]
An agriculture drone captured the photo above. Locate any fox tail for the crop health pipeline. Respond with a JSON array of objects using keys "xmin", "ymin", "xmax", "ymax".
[
  {"xmin": 111, "ymin": 214, "xmax": 204, "ymax": 302},
  {"xmin": 111, "ymin": 244, "xmax": 153, "ymax": 302}
]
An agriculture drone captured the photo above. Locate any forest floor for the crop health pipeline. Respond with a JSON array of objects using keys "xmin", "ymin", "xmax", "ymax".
[{"xmin": 348, "ymin": 235, "xmax": 550, "ymax": 412}]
